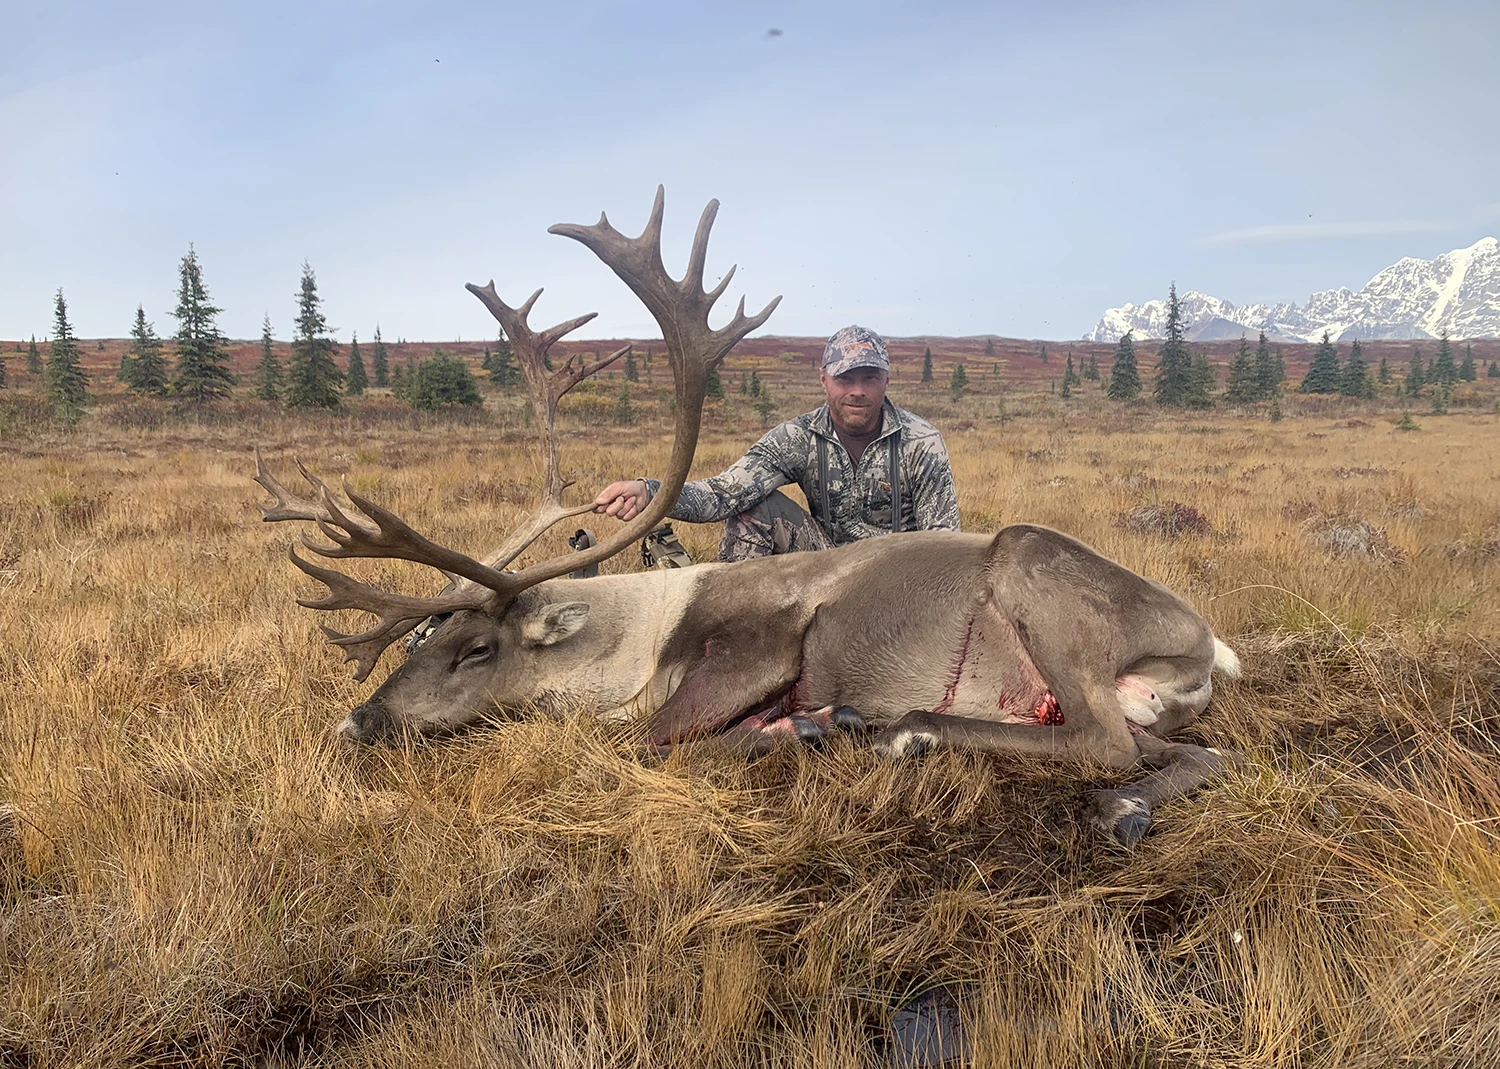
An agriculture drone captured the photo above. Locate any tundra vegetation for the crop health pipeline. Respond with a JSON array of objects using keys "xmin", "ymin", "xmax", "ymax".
[{"xmin": 1, "ymin": 325, "xmax": 1500, "ymax": 1065}]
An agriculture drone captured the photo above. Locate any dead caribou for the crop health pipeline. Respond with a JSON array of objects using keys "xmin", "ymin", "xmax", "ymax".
[{"xmin": 255, "ymin": 188, "xmax": 1242, "ymax": 846}]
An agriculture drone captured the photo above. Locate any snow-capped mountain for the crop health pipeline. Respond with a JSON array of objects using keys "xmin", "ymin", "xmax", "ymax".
[{"xmin": 1088, "ymin": 237, "xmax": 1500, "ymax": 343}]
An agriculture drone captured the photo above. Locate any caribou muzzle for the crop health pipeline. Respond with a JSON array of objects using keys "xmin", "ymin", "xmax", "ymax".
[{"xmin": 338, "ymin": 698, "xmax": 396, "ymax": 745}]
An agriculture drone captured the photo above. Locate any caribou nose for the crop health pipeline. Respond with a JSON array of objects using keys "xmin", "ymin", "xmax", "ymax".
[{"xmin": 339, "ymin": 702, "xmax": 389, "ymax": 745}]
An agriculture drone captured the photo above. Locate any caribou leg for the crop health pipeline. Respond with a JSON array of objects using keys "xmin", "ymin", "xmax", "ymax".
[
  {"xmin": 1085, "ymin": 737, "xmax": 1240, "ymax": 847},
  {"xmin": 873, "ymin": 710, "xmax": 1239, "ymax": 847},
  {"xmin": 872, "ymin": 708, "xmax": 1124, "ymax": 763},
  {"xmin": 658, "ymin": 703, "xmax": 870, "ymax": 759}
]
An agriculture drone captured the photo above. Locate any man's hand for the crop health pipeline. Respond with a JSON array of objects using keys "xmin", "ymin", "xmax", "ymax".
[{"xmin": 594, "ymin": 479, "xmax": 650, "ymax": 521}]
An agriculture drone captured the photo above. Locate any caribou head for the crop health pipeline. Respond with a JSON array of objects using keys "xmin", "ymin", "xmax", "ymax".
[{"xmin": 255, "ymin": 188, "xmax": 779, "ymax": 743}]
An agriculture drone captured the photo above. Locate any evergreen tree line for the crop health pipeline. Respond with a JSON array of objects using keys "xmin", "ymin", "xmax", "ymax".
[
  {"xmin": 1092, "ymin": 283, "xmax": 1499, "ymax": 409},
  {"xmin": 1395, "ymin": 335, "xmax": 1483, "ymax": 399},
  {"xmin": 1096, "ymin": 285, "xmax": 1278, "ymax": 407},
  {"xmin": 18, "ymin": 248, "xmax": 495, "ymax": 421}
]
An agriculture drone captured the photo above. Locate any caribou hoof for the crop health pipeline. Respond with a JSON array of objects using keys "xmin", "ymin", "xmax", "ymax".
[
  {"xmin": 873, "ymin": 711, "xmax": 939, "ymax": 760},
  {"xmin": 1086, "ymin": 791, "xmax": 1154, "ymax": 848},
  {"xmin": 788, "ymin": 715, "xmax": 828, "ymax": 748},
  {"xmin": 831, "ymin": 705, "xmax": 869, "ymax": 733}
]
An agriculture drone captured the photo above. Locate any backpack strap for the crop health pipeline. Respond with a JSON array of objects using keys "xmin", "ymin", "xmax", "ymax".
[
  {"xmin": 887, "ymin": 427, "xmax": 902, "ymax": 534},
  {"xmin": 816, "ymin": 434, "xmax": 831, "ymax": 538}
]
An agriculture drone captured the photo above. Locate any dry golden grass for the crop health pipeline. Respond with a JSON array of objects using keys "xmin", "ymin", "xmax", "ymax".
[{"xmin": 3, "ymin": 378, "xmax": 1500, "ymax": 1067}]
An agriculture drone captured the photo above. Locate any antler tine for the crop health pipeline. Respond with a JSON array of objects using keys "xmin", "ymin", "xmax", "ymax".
[
  {"xmin": 682, "ymin": 197, "xmax": 719, "ymax": 294},
  {"xmin": 254, "ymin": 446, "xmax": 379, "ymax": 536},
  {"xmin": 704, "ymin": 263, "xmax": 737, "ymax": 306},
  {"xmin": 288, "ymin": 547, "xmax": 494, "ymax": 681},
  {"xmin": 254, "ymin": 446, "xmax": 323, "ymax": 523}
]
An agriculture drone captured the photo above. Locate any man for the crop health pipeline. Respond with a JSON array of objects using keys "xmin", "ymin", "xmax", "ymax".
[{"xmin": 594, "ymin": 325, "xmax": 960, "ymax": 561}]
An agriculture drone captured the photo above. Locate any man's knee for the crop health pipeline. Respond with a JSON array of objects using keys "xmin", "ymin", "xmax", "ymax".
[{"xmin": 717, "ymin": 490, "xmax": 829, "ymax": 562}]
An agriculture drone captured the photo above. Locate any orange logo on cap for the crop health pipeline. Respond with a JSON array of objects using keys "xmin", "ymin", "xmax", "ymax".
[{"xmin": 839, "ymin": 340, "xmax": 875, "ymax": 359}]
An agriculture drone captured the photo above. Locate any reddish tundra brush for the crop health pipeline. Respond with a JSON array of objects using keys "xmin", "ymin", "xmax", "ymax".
[{"xmin": 256, "ymin": 188, "xmax": 1241, "ymax": 847}]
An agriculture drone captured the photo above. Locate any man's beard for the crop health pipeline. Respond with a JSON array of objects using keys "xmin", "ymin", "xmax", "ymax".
[{"xmin": 835, "ymin": 401, "xmax": 879, "ymax": 432}]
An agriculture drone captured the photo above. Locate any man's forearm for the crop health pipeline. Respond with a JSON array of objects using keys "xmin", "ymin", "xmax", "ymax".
[
  {"xmin": 640, "ymin": 452, "xmax": 792, "ymax": 524},
  {"xmin": 640, "ymin": 477, "xmax": 740, "ymax": 523}
]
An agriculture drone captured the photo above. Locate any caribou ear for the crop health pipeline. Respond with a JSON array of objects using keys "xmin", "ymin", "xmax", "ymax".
[{"xmin": 520, "ymin": 601, "xmax": 591, "ymax": 647}]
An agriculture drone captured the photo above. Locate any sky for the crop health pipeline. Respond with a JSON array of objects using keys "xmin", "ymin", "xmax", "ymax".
[{"xmin": 3, "ymin": 0, "xmax": 1498, "ymax": 344}]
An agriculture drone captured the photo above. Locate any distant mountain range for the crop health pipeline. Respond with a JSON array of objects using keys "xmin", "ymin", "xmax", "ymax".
[{"xmin": 1088, "ymin": 237, "xmax": 1500, "ymax": 343}]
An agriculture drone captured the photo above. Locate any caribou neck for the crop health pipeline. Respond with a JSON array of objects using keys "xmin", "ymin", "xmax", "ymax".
[{"xmin": 522, "ymin": 566, "xmax": 705, "ymax": 719}]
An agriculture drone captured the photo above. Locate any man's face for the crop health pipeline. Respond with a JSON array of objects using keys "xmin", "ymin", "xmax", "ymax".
[{"xmin": 820, "ymin": 365, "xmax": 888, "ymax": 435}]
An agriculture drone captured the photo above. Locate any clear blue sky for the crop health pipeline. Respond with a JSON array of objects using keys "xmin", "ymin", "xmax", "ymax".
[{"xmin": 4, "ymin": 0, "xmax": 1496, "ymax": 343}]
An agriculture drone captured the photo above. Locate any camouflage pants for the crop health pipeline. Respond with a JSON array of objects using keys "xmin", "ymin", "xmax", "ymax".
[{"xmin": 718, "ymin": 489, "xmax": 835, "ymax": 562}]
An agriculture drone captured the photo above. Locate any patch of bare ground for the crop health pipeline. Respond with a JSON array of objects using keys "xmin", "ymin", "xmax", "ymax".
[{"xmin": 3, "ymin": 379, "xmax": 1500, "ymax": 1066}]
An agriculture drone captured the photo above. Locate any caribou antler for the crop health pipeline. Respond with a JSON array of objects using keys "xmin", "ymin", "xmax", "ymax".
[
  {"xmin": 254, "ymin": 447, "xmax": 378, "ymax": 536},
  {"xmin": 514, "ymin": 185, "xmax": 780, "ymax": 584},
  {"xmin": 286, "ymin": 548, "xmax": 495, "ymax": 681},
  {"xmin": 461, "ymin": 284, "xmax": 627, "ymax": 572},
  {"xmin": 256, "ymin": 187, "xmax": 778, "ymax": 679},
  {"xmin": 257, "ymin": 454, "xmax": 508, "ymax": 676}
]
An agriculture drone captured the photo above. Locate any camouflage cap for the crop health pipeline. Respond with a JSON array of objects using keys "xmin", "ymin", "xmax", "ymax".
[{"xmin": 821, "ymin": 325, "xmax": 889, "ymax": 377}]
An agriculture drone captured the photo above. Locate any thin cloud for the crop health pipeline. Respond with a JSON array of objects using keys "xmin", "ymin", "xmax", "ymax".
[
  {"xmin": 1207, "ymin": 203, "xmax": 1500, "ymax": 246},
  {"xmin": 1205, "ymin": 218, "xmax": 1455, "ymax": 245}
]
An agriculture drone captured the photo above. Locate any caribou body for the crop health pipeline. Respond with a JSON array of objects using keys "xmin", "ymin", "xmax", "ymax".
[{"xmin": 256, "ymin": 188, "xmax": 1241, "ymax": 845}]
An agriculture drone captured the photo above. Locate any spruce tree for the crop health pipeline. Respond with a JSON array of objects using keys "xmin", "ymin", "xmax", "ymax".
[
  {"xmin": 1300, "ymin": 332, "xmax": 1341, "ymax": 394},
  {"xmin": 345, "ymin": 332, "xmax": 368, "ymax": 396},
  {"xmin": 1107, "ymin": 331, "xmax": 1141, "ymax": 400},
  {"xmin": 405, "ymin": 351, "xmax": 481, "ymax": 410},
  {"xmin": 950, "ymin": 363, "xmax": 968, "ymax": 395},
  {"xmin": 1061, "ymin": 354, "xmax": 1080, "ymax": 389},
  {"xmin": 984, "ymin": 338, "xmax": 995, "ymax": 357},
  {"xmin": 486, "ymin": 337, "xmax": 518, "ymax": 387},
  {"xmin": 706, "ymin": 364, "xmax": 725, "ymax": 400},
  {"xmin": 122, "ymin": 305, "xmax": 168, "ymax": 395},
  {"xmin": 1430, "ymin": 332, "xmax": 1456, "ymax": 387},
  {"xmin": 285, "ymin": 262, "xmax": 343, "ymax": 408},
  {"xmin": 921, "ymin": 347, "xmax": 933, "ymax": 383},
  {"xmin": 1153, "ymin": 284, "xmax": 1194, "ymax": 406},
  {"xmin": 371, "ymin": 325, "xmax": 390, "ymax": 387},
  {"xmin": 750, "ymin": 370, "xmax": 763, "ymax": 397},
  {"xmin": 753, "ymin": 383, "xmax": 776, "ymax": 426},
  {"xmin": 1378, "ymin": 355, "xmax": 1391, "ymax": 385},
  {"xmin": 1252, "ymin": 332, "xmax": 1279, "ymax": 399},
  {"xmin": 1340, "ymin": 339, "xmax": 1369, "ymax": 398},
  {"xmin": 1224, "ymin": 337, "xmax": 1258, "ymax": 404},
  {"xmin": 1185, "ymin": 352, "xmax": 1215, "ymax": 408},
  {"xmin": 495, "ymin": 333, "xmax": 517, "ymax": 386},
  {"xmin": 1039, "ymin": 343, "xmax": 1049, "ymax": 364},
  {"xmin": 26, "ymin": 335, "xmax": 42, "ymax": 376},
  {"xmin": 1459, "ymin": 343, "xmax": 1476, "ymax": 381},
  {"xmin": 0, "ymin": 356, "xmax": 7, "ymax": 390},
  {"xmin": 614, "ymin": 384, "xmax": 636, "ymax": 425},
  {"xmin": 254, "ymin": 316, "xmax": 284, "ymax": 403},
  {"xmin": 1488, "ymin": 360, "xmax": 1500, "ymax": 379},
  {"xmin": 46, "ymin": 290, "xmax": 89, "ymax": 427},
  {"xmin": 624, "ymin": 348, "xmax": 639, "ymax": 383},
  {"xmin": 170, "ymin": 246, "xmax": 236, "ymax": 405},
  {"xmin": 1406, "ymin": 349, "xmax": 1426, "ymax": 396},
  {"xmin": 1084, "ymin": 355, "xmax": 1100, "ymax": 381}
]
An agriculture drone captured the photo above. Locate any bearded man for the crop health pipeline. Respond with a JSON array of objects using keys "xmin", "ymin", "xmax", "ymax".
[{"xmin": 594, "ymin": 325, "xmax": 959, "ymax": 561}]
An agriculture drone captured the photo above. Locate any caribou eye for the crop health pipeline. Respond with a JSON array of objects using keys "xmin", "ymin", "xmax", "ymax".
[{"xmin": 459, "ymin": 644, "xmax": 493, "ymax": 665}]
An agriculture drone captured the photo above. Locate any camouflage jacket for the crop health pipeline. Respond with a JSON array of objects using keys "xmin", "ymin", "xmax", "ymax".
[{"xmin": 642, "ymin": 400, "xmax": 960, "ymax": 544}]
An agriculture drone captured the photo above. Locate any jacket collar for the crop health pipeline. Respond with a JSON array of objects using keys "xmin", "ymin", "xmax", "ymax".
[{"xmin": 808, "ymin": 398, "xmax": 904, "ymax": 443}]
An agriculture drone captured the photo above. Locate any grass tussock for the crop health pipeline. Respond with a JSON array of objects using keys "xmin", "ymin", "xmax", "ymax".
[{"xmin": 3, "ymin": 385, "xmax": 1500, "ymax": 1067}]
